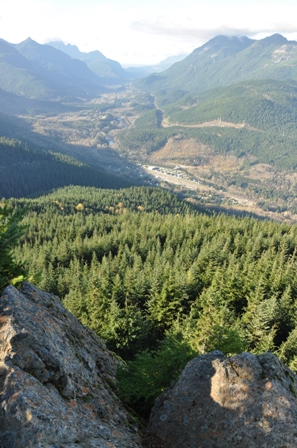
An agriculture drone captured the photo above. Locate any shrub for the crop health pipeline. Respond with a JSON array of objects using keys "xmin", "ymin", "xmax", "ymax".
[{"xmin": 117, "ymin": 332, "xmax": 197, "ymax": 417}]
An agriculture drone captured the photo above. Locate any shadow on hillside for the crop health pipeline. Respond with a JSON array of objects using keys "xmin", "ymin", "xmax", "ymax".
[
  {"xmin": 193, "ymin": 203, "xmax": 274, "ymax": 221},
  {"xmin": 0, "ymin": 112, "xmax": 147, "ymax": 189}
]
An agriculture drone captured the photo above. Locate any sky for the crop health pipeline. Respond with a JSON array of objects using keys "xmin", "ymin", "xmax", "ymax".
[{"xmin": 1, "ymin": 0, "xmax": 297, "ymax": 66}]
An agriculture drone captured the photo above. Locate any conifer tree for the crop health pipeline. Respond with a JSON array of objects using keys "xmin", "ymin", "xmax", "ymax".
[{"xmin": 0, "ymin": 203, "xmax": 27, "ymax": 289}]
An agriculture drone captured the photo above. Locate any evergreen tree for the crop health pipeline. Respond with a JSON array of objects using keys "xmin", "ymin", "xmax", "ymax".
[{"xmin": 0, "ymin": 203, "xmax": 27, "ymax": 289}]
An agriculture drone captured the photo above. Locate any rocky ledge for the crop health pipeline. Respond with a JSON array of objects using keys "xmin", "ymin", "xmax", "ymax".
[
  {"xmin": 3, "ymin": 282, "xmax": 297, "ymax": 448},
  {"xmin": 147, "ymin": 350, "xmax": 297, "ymax": 448},
  {"xmin": 0, "ymin": 282, "xmax": 141, "ymax": 448}
]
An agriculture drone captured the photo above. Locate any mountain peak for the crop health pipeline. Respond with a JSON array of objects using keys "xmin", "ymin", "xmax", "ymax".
[
  {"xmin": 206, "ymin": 34, "xmax": 254, "ymax": 46},
  {"xmin": 191, "ymin": 34, "xmax": 254, "ymax": 61},
  {"xmin": 47, "ymin": 40, "xmax": 85, "ymax": 59},
  {"xmin": 193, "ymin": 34, "xmax": 254, "ymax": 57},
  {"xmin": 260, "ymin": 33, "xmax": 288, "ymax": 45},
  {"xmin": 17, "ymin": 37, "xmax": 41, "ymax": 50},
  {"xmin": 22, "ymin": 37, "xmax": 35, "ymax": 44}
]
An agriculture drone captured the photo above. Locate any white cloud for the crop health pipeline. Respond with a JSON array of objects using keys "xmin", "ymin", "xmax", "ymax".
[
  {"xmin": 130, "ymin": 2, "xmax": 297, "ymax": 41},
  {"xmin": 1, "ymin": 0, "xmax": 297, "ymax": 65}
]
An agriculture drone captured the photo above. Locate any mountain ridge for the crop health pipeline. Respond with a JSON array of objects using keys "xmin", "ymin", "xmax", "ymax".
[
  {"xmin": 47, "ymin": 40, "xmax": 128, "ymax": 83},
  {"xmin": 47, "ymin": 40, "xmax": 188, "ymax": 81},
  {"xmin": 137, "ymin": 33, "xmax": 297, "ymax": 93},
  {"xmin": 0, "ymin": 37, "xmax": 108, "ymax": 100}
]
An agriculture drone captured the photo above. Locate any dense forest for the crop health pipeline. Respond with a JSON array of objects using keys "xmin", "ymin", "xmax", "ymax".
[
  {"xmin": 4, "ymin": 185, "xmax": 297, "ymax": 414},
  {"xmin": 0, "ymin": 138, "xmax": 131, "ymax": 198},
  {"xmin": 119, "ymin": 79, "xmax": 297, "ymax": 171}
]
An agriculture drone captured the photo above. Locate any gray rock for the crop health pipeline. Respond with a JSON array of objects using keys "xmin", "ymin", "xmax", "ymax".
[
  {"xmin": 148, "ymin": 351, "xmax": 297, "ymax": 447},
  {"xmin": 0, "ymin": 282, "xmax": 141, "ymax": 448}
]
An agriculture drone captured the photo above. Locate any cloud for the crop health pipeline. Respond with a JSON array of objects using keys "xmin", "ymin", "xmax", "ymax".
[
  {"xmin": 130, "ymin": 20, "xmax": 248, "ymax": 42},
  {"xmin": 2, "ymin": 0, "xmax": 297, "ymax": 66},
  {"xmin": 130, "ymin": 2, "xmax": 297, "ymax": 44}
]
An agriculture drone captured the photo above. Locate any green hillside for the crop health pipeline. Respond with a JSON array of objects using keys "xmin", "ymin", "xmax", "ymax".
[
  {"xmin": 137, "ymin": 34, "xmax": 297, "ymax": 94},
  {"xmin": 0, "ymin": 38, "xmax": 54, "ymax": 99},
  {"xmin": 15, "ymin": 38, "xmax": 104, "ymax": 97},
  {"xmin": 119, "ymin": 79, "xmax": 297, "ymax": 169},
  {"xmin": 0, "ymin": 138, "xmax": 131, "ymax": 198}
]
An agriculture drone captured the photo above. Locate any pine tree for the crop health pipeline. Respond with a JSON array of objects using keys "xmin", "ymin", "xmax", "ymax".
[{"xmin": 0, "ymin": 203, "xmax": 27, "ymax": 289}]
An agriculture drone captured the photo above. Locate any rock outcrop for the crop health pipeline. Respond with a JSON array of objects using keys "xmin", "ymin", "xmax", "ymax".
[
  {"xmin": 148, "ymin": 350, "xmax": 297, "ymax": 448},
  {"xmin": 0, "ymin": 282, "xmax": 141, "ymax": 448}
]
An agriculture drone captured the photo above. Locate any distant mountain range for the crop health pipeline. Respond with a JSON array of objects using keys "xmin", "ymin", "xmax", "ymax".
[
  {"xmin": 137, "ymin": 34, "xmax": 297, "ymax": 93},
  {"xmin": 47, "ymin": 40, "xmax": 128, "ymax": 83},
  {"xmin": 2, "ymin": 33, "xmax": 297, "ymax": 103},
  {"xmin": 0, "ymin": 36, "xmax": 188, "ymax": 102},
  {"xmin": 47, "ymin": 41, "xmax": 187, "ymax": 80},
  {"xmin": 0, "ymin": 37, "xmax": 106, "ymax": 100}
]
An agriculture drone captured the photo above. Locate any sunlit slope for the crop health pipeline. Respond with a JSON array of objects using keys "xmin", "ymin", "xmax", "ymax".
[
  {"xmin": 119, "ymin": 78, "xmax": 297, "ymax": 170},
  {"xmin": 137, "ymin": 34, "xmax": 297, "ymax": 93}
]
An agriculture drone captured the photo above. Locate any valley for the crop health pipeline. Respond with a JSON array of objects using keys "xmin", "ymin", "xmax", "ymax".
[
  {"xmin": 3, "ymin": 32, "xmax": 297, "ymax": 221},
  {"xmin": 14, "ymin": 81, "xmax": 297, "ymax": 223},
  {"xmin": 4, "ymin": 32, "xmax": 297, "ymax": 431}
]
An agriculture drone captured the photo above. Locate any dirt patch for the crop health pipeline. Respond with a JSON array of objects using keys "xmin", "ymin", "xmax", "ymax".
[
  {"xmin": 163, "ymin": 118, "xmax": 258, "ymax": 131},
  {"xmin": 248, "ymin": 163, "xmax": 276, "ymax": 181},
  {"xmin": 151, "ymin": 137, "xmax": 213, "ymax": 162},
  {"xmin": 151, "ymin": 137, "xmax": 240, "ymax": 173}
]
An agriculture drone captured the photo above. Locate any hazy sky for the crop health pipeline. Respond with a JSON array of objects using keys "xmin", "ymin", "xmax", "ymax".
[{"xmin": 1, "ymin": 0, "xmax": 297, "ymax": 66}]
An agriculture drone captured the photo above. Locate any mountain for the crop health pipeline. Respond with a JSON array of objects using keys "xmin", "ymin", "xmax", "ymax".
[
  {"xmin": 48, "ymin": 41, "xmax": 187, "ymax": 81},
  {"xmin": 0, "ymin": 37, "xmax": 109, "ymax": 100},
  {"xmin": 157, "ymin": 54, "xmax": 188, "ymax": 70},
  {"xmin": 47, "ymin": 40, "xmax": 128, "ymax": 84},
  {"xmin": 0, "ymin": 137, "xmax": 131, "ymax": 198},
  {"xmin": 0, "ymin": 38, "xmax": 55, "ymax": 99},
  {"xmin": 137, "ymin": 34, "xmax": 297, "ymax": 93},
  {"xmin": 13, "ymin": 38, "xmax": 105, "ymax": 97}
]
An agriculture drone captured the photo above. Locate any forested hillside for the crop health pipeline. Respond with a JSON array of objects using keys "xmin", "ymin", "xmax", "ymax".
[
  {"xmin": 120, "ymin": 79, "xmax": 297, "ymax": 169},
  {"xmin": 9, "ymin": 186, "xmax": 297, "ymax": 388},
  {"xmin": 0, "ymin": 37, "xmax": 106, "ymax": 100},
  {"xmin": 0, "ymin": 138, "xmax": 131, "ymax": 198},
  {"xmin": 117, "ymin": 78, "xmax": 297, "ymax": 217},
  {"xmin": 137, "ymin": 34, "xmax": 297, "ymax": 93}
]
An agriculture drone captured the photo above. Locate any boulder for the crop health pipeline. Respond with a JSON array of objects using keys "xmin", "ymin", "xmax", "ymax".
[
  {"xmin": 0, "ymin": 282, "xmax": 141, "ymax": 448},
  {"xmin": 148, "ymin": 350, "xmax": 297, "ymax": 448}
]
